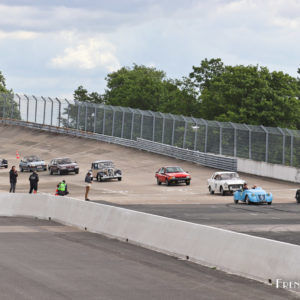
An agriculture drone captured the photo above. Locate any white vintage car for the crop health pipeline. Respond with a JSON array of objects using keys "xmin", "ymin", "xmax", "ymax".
[{"xmin": 207, "ymin": 172, "xmax": 245, "ymax": 195}]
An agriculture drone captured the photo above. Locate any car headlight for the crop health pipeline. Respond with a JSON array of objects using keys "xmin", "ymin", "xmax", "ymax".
[
  {"xmin": 171, "ymin": 176, "xmax": 175, "ymax": 179},
  {"xmin": 186, "ymin": 176, "xmax": 190, "ymax": 179}
]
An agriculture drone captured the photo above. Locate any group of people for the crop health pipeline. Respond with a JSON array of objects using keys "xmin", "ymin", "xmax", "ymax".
[
  {"xmin": 9, "ymin": 166, "xmax": 92, "ymax": 199},
  {"xmin": 9, "ymin": 166, "xmax": 39, "ymax": 194}
]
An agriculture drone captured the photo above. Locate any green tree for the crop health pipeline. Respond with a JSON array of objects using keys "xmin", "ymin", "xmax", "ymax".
[
  {"xmin": 0, "ymin": 71, "xmax": 20, "ymax": 119},
  {"xmin": 191, "ymin": 60, "xmax": 300, "ymax": 128},
  {"xmin": 74, "ymin": 85, "xmax": 104, "ymax": 104}
]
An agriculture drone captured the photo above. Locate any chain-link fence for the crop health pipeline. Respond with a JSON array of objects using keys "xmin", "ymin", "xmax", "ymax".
[{"xmin": 0, "ymin": 93, "xmax": 299, "ymax": 167}]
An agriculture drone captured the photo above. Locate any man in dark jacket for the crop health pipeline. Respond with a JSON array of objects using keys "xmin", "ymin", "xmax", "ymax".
[
  {"xmin": 29, "ymin": 171, "xmax": 39, "ymax": 194},
  {"xmin": 9, "ymin": 166, "xmax": 18, "ymax": 193}
]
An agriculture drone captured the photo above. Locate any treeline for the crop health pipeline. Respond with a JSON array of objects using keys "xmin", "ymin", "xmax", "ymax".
[{"xmin": 74, "ymin": 59, "xmax": 300, "ymax": 129}]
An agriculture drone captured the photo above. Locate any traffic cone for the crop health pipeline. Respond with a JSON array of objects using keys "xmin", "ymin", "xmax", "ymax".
[{"xmin": 16, "ymin": 150, "xmax": 20, "ymax": 160}]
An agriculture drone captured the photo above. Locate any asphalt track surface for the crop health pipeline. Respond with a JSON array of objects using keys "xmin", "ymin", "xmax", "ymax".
[
  {"xmin": 98, "ymin": 202, "xmax": 300, "ymax": 246},
  {"xmin": 0, "ymin": 216, "xmax": 297, "ymax": 300}
]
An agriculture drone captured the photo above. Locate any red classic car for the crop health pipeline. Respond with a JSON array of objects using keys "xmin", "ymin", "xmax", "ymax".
[{"xmin": 155, "ymin": 166, "xmax": 191, "ymax": 186}]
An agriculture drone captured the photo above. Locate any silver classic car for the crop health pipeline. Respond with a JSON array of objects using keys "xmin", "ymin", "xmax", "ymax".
[
  {"xmin": 19, "ymin": 156, "xmax": 47, "ymax": 172},
  {"xmin": 91, "ymin": 160, "xmax": 122, "ymax": 182}
]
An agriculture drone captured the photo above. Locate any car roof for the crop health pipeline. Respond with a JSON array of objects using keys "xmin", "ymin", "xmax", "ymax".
[
  {"xmin": 213, "ymin": 172, "xmax": 237, "ymax": 175},
  {"xmin": 93, "ymin": 160, "xmax": 113, "ymax": 163},
  {"xmin": 53, "ymin": 157, "xmax": 71, "ymax": 160}
]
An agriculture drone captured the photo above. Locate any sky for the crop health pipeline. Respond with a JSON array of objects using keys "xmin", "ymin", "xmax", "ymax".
[{"xmin": 0, "ymin": 0, "xmax": 300, "ymax": 99}]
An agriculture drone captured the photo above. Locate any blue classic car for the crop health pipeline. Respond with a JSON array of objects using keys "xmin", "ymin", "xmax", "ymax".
[{"xmin": 233, "ymin": 187, "xmax": 272, "ymax": 205}]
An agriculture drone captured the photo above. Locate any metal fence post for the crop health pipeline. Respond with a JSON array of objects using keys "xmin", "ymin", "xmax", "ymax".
[
  {"xmin": 84, "ymin": 103, "xmax": 88, "ymax": 132},
  {"xmin": 16, "ymin": 94, "xmax": 21, "ymax": 120},
  {"xmin": 161, "ymin": 114, "xmax": 165, "ymax": 144},
  {"xmin": 229, "ymin": 122, "xmax": 237, "ymax": 157},
  {"xmin": 55, "ymin": 98, "xmax": 62, "ymax": 127},
  {"xmin": 24, "ymin": 94, "xmax": 30, "ymax": 122},
  {"xmin": 277, "ymin": 127, "xmax": 285, "ymax": 165},
  {"xmin": 140, "ymin": 111, "xmax": 144, "ymax": 138},
  {"xmin": 32, "ymin": 96, "xmax": 38, "ymax": 123},
  {"xmin": 217, "ymin": 122, "xmax": 222, "ymax": 155},
  {"xmin": 93, "ymin": 104, "xmax": 97, "ymax": 133},
  {"xmin": 201, "ymin": 119, "xmax": 208, "ymax": 153},
  {"xmin": 76, "ymin": 101, "xmax": 80, "ymax": 130},
  {"xmin": 171, "ymin": 116, "xmax": 175, "ymax": 146},
  {"xmin": 111, "ymin": 108, "xmax": 116, "ymax": 136},
  {"xmin": 121, "ymin": 109, "xmax": 125, "ymax": 138},
  {"xmin": 48, "ymin": 97, "xmax": 54, "ymax": 126},
  {"xmin": 244, "ymin": 124, "xmax": 251, "ymax": 159},
  {"xmin": 41, "ymin": 97, "xmax": 47, "ymax": 125},
  {"xmin": 10, "ymin": 95, "xmax": 14, "ymax": 119},
  {"xmin": 64, "ymin": 99, "xmax": 70, "ymax": 128},
  {"xmin": 130, "ymin": 111, "xmax": 134, "ymax": 140},
  {"xmin": 2, "ymin": 93, "xmax": 6, "ymax": 118},
  {"xmin": 261, "ymin": 125, "xmax": 268, "ymax": 162},
  {"xmin": 182, "ymin": 116, "xmax": 188, "ymax": 148},
  {"xmin": 150, "ymin": 111, "xmax": 155, "ymax": 141},
  {"xmin": 103, "ymin": 107, "xmax": 106, "ymax": 134},
  {"xmin": 191, "ymin": 117, "xmax": 198, "ymax": 151}
]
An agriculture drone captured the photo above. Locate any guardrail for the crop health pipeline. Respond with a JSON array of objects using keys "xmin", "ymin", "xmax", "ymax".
[{"xmin": 0, "ymin": 118, "xmax": 237, "ymax": 171}]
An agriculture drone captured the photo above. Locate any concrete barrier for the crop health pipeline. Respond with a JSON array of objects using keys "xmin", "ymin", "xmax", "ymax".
[
  {"xmin": 0, "ymin": 193, "xmax": 300, "ymax": 284},
  {"xmin": 237, "ymin": 158, "xmax": 300, "ymax": 183}
]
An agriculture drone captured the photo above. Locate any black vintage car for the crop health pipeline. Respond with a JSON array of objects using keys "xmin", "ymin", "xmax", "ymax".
[
  {"xmin": 296, "ymin": 189, "xmax": 300, "ymax": 203},
  {"xmin": 0, "ymin": 158, "xmax": 8, "ymax": 168}
]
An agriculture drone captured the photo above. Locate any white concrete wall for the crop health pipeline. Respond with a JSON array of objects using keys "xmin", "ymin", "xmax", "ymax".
[
  {"xmin": 237, "ymin": 158, "xmax": 300, "ymax": 183},
  {"xmin": 0, "ymin": 193, "xmax": 300, "ymax": 284}
]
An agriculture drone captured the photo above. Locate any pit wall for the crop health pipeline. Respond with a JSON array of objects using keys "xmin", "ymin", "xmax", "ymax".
[
  {"xmin": 1, "ymin": 193, "xmax": 299, "ymax": 284},
  {"xmin": 237, "ymin": 158, "xmax": 300, "ymax": 183}
]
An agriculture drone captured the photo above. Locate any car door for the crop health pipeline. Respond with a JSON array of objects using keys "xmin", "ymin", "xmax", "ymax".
[{"xmin": 159, "ymin": 168, "xmax": 167, "ymax": 183}]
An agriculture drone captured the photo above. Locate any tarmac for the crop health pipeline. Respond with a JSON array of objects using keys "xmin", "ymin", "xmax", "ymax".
[{"xmin": 0, "ymin": 216, "xmax": 297, "ymax": 300}]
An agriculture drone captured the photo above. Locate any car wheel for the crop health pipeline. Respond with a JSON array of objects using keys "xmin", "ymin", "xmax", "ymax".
[
  {"xmin": 58, "ymin": 169, "xmax": 61, "ymax": 175},
  {"xmin": 5, "ymin": 166, "xmax": 8, "ymax": 169},
  {"xmin": 267, "ymin": 202, "xmax": 272, "ymax": 205},
  {"xmin": 296, "ymin": 197, "xmax": 300, "ymax": 203},
  {"xmin": 208, "ymin": 186, "xmax": 214, "ymax": 195},
  {"xmin": 234, "ymin": 199, "xmax": 238, "ymax": 204},
  {"xmin": 166, "ymin": 179, "xmax": 171, "ymax": 186},
  {"xmin": 245, "ymin": 195, "xmax": 251, "ymax": 205},
  {"xmin": 20, "ymin": 167, "xmax": 23, "ymax": 172},
  {"xmin": 220, "ymin": 186, "xmax": 225, "ymax": 196},
  {"xmin": 157, "ymin": 178, "xmax": 162, "ymax": 185},
  {"xmin": 75, "ymin": 169, "xmax": 79, "ymax": 174},
  {"xmin": 186, "ymin": 180, "xmax": 190, "ymax": 186},
  {"xmin": 118, "ymin": 177, "xmax": 122, "ymax": 181},
  {"xmin": 97, "ymin": 175, "xmax": 102, "ymax": 182},
  {"xmin": 49, "ymin": 169, "xmax": 53, "ymax": 175}
]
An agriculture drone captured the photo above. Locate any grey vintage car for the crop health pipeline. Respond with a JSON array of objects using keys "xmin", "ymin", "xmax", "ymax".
[
  {"xmin": 91, "ymin": 160, "xmax": 122, "ymax": 182},
  {"xmin": 19, "ymin": 156, "xmax": 47, "ymax": 172},
  {"xmin": 0, "ymin": 158, "xmax": 8, "ymax": 168}
]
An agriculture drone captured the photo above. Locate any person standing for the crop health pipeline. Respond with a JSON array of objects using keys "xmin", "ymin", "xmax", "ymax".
[
  {"xmin": 85, "ymin": 171, "xmax": 93, "ymax": 201},
  {"xmin": 29, "ymin": 171, "xmax": 39, "ymax": 194},
  {"xmin": 9, "ymin": 166, "xmax": 18, "ymax": 193}
]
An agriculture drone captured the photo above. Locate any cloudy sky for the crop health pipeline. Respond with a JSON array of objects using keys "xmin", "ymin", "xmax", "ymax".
[{"xmin": 0, "ymin": 0, "xmax": 299, "ymax": 99}]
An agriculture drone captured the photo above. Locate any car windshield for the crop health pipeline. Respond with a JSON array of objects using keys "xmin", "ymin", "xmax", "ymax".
[
  {"xmin": 165, "ymin": 167, "xmax": 184, "ymax": 173},
  {"xmin": 26, "ymin": 156, "xmax": 40, "ymax": 162},
  {"xmin": 99, "ymin": 161, "xmax": 114, "ymax": 168},
  {"xmin": 220, "ymin": 173, "xmax": 239, "ymax": 180},
  {"xmin": 57, "ymin": 158, "xmax": 72, "ymax": 164}
]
